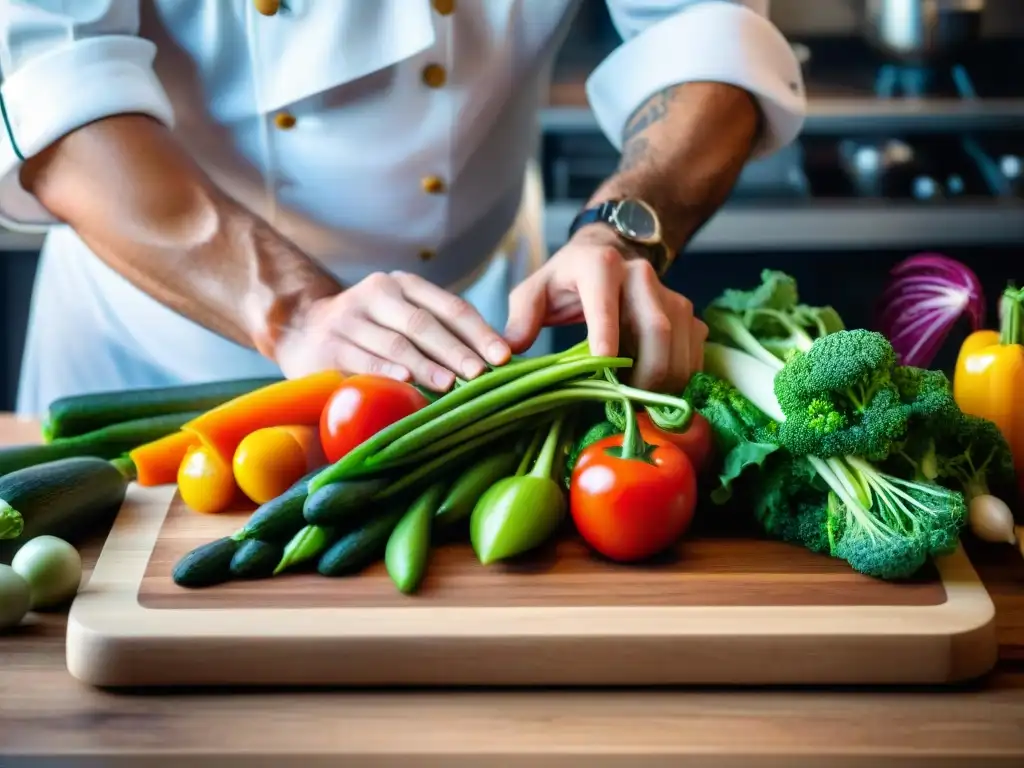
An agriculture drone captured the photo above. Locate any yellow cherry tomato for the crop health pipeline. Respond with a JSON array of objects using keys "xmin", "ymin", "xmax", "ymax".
[
  {"xmin": 232, "ymin": 426, "xmax": 324, "ymax": 505},
  {"xmin": 177, "ymin": 444, "xmax": 239, "ymax": 514}
]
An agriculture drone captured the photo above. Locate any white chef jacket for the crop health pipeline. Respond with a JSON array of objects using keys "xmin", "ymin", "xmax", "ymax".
[{"xmin": 0, "ymin": 0, "xmax": 804, "ymax": 416}]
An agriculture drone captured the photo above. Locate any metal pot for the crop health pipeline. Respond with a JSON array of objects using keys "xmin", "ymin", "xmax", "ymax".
[{"xmin": 862, "ymin": 0, "xmax": 985, "ymax": 64}]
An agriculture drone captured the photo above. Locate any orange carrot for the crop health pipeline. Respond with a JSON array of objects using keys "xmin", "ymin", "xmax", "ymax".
[
  {"xmin": 129, "ymin": 430, "xmax": 200, "ymax": 487},
  {"xmin": 182, "ymin": 371, "xmax": 345, "ymax": 460}
]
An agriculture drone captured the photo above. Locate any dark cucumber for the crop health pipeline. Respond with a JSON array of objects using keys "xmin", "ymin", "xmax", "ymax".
[
  {"xmin": 318, "ymin": 507, "xmax": 405, "ymax": 577},
  {"xmin": 235, "ymin": 469, "xmax": 320, "ymax": 543},
  {"xmin": 43, "ymin": 376, "xmax": 281, "ymax": 441},
  {"xmin": 172, "ymin": 537, "xmax": 240, "ymax": 588},
  {"xmin": 0, "ymin": 457, "xmax": 131, "ymax": 562},
  {"xmin": 229, "ymin": 539, "xmax": 282, "ymax": 580},
  {"xmin": 0, "ymin": 411, "xmax": 203, "ymax": 478},
  {"xmin": 302, "ymin": 477, "xmax": 391, "ymax": 526}
]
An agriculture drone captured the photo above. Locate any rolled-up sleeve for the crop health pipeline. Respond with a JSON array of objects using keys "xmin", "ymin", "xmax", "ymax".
[
  {"xmin": 588, "ymin": 0, "xmax": 805, "ymax": 157},
  {"xmin": 0, "ymin": 0, "xmax": 174, "ymax": 230}
]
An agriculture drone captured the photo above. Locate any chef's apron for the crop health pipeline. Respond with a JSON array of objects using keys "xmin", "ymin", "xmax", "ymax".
[{"xmin": 15, "ymin": 160, "xmax": 550, "ymax": 416}]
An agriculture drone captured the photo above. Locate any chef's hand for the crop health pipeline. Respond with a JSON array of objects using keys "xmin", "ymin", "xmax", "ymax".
[
  {"xmin": 504, "ymin": 227, "xmax": 708, "ymax": 393},
  {"xmin": 274, "ymin": 271, "xmax": 512, "ymax": 390}
]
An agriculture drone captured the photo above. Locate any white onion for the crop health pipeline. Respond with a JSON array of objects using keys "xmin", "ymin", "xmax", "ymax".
[{"xmin": 968, "ymin": 494, "xmax": 1017, "ymax": 545}]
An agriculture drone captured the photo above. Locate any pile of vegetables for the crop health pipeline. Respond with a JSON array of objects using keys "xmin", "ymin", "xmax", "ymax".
[
  {"xmin": 172, "ymin": 343, "xmax": 706, "ymax": 593},
  {"xmin": 657, "ymin": 269, "xmax": 1020, "ymax": 580},
  {"xmin": 2, "ymin": 259, "xmax": 1020, "ymax": 614}
]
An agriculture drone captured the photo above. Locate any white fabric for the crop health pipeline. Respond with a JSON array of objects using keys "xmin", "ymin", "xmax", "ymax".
[{"xmin": 0, "ymin": 0, "xmax": 805, "ymax": 415}]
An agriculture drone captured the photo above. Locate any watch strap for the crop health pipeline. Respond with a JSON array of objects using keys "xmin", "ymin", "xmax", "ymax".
[
  {"xmin": 568, "ymin": 199, "xmax": 674, "ymax": 277},
  {"xmin": 568, "ymin": 200, "xmax": 619, "ymax": 239}
]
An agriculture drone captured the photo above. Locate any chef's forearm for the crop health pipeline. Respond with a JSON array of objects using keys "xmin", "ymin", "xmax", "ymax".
[
  {"xmin": 19, "ymin": 114, "xmax": 340, "ymax": 356},
  {"xmin": 588, "ymin": 81, "xmax": 761, "ymax": 253}
]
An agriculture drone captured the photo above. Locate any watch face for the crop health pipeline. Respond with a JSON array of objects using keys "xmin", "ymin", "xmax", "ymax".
[{"xmin": 613, "ymin": 200, "xmax": 658, "ymax": 242}]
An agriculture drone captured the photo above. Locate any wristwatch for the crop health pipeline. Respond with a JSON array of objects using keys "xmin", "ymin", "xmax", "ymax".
[{"xmin": 568, "ymin": 198, "xmax": 675, "ymax": 276}]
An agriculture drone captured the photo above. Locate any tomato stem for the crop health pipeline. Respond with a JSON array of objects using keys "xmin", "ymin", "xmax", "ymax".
[
  {"xmin": 529, "ymin": 416, "xmax": 565, "ymax": 480},
  {"xmin": 615, "ymin": 397, "xmax": 652, "ymax": 462}
]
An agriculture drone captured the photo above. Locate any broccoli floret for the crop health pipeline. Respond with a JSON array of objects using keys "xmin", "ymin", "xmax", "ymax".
[
  {"xmin": 891, "ymin": 366, "xmax": 961, "ymax": 424},
  {"xmin": 816, "ymin": 454, "xmax": 967, "ymax": 580},
  {"xmin": 684, "ymin": 371, "xmax": 775, "ymax": 451},
  {"xmin": 773, "ymin": 330, "xmax": 908, "ymax": 460},
  {"xmin": 750, "ymin": 452, "xmax": 830, "ymax": 554},
  {"xmin": 935, "ymin": 412, "xmax": 1016, "ymax": 501},
  {"xmin": 703, "ymin": 269, "xmax": 845, "ymax": 369}
]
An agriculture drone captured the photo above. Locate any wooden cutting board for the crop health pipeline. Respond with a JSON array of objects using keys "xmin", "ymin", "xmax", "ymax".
[{"xmin": 65, "ymin": 485, "xmax": 998, "ymax": 688}]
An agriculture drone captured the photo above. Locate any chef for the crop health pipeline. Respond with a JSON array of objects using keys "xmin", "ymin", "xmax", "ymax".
[{"xmin": 0, "ymin": 0, "xmax": 804, "ymax": 415}]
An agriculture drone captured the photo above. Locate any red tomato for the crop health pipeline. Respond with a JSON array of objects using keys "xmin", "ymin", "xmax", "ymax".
[
  {"xmin": 569, "ymin": 435, "xmax": 697, "ymax": 563},
  {"xmin": 636, "ymin": 411, "xmax": 713, "ymax": 474},
  {"xmin": 319, "ymin": 375, "xmax": 430, "ymax": 463}
]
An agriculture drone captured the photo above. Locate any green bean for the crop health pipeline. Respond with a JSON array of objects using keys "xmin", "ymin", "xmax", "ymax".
[
  {"xmin": 370, "ymin": 381, "xmax": 679, "ymax": 470},
  {"xmin": 373, "ymin": 417, "xmax": 541, "ymax": 502},
  {"xmin": 434, "ymin": 452, "xmax": 520, "ymax": 528},
  {"xmin": 364, "ymin": 356, "xmax": 631, "ymax": 468},
  {"xmin": 309, "ymin": 353, "xmax": 631, "ymax": 492},
  {"xmin": 273, "ymin": 524, "xmax": 336, "ymax": 575},
  {"xmin": 308, "ymin": 351, "xmax": 575, "ymax": 492},
  {"xmin": 385, "ymin": 481, "xmax": 446, "ymax": 594}
]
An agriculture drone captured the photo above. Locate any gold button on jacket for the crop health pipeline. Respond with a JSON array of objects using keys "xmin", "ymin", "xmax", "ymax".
[
  {"xmin": 421, "ymin": 175, "xmax": 446, "ymax": 194},
  {"xmin": 421, "ymin": 64, "xmax": 447, "ymax": 89},
  {"xmin": 274, "ymin": 112, "xmax": 297, "ymax": 129},
  {"xmin": 253, "ymin": 0, "xmax": 281, "ymax": 16}
]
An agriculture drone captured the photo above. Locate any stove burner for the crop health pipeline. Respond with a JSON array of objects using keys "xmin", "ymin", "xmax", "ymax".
[{"xmin": 874, "ymin": 63, "xmax": 977, "ymax": 99}]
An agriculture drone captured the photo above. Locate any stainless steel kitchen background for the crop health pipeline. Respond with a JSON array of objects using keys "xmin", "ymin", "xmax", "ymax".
[{"xmin": 1, "ymin": 0, "xmax": 1022, "ymax": 408}]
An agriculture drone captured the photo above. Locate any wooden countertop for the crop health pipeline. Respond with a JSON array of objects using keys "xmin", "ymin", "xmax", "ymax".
[{"xmin": 2, "ymin": 415, "xmax": 1023, "ymax": 766}]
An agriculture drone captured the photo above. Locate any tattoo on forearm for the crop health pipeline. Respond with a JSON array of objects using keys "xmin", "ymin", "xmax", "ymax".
[
  {"xmin": 618, "ymin": 137, "xmax": 649, "ymax": 173},
  {"xmin": 618, "ymin": 86, "xmax": 681, "ymax": 174},
  {"xmin": 621, "ymin": 86, "xmax": 680, "ymax": 143}
]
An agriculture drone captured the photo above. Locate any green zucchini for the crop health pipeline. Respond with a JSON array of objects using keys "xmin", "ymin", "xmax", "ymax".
[
  {"xmin": 172, "ymin": 537, "xmax": 239, "ymax": 588},
  {"xmin": 229, "ymin": 539, "xmax": 282, "ymax": 580},
  {"xmin": 302, "ymin": 477, "xmax": 391, "ymax": 526},
  {"xmin": 0, "ymin": 411, "xmax": 202, "ymax": 478},
  {"xmin": 0, "ymin": 457, "xmax": 131, "ymax": 563},
  {"xmin": 318, "ymin": 507, "xmax": 405, "ymax": 577},
  {"xmin": 43, "ymin": 377, "xmax": 282, "ymax": 441},
  {"xmin": 235, "ymin": 469, "xmax": 320, "ymax": 543}
]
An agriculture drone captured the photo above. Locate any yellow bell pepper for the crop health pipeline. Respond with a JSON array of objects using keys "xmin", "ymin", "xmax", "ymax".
[{"xmin": 953, "ymin": 285, "xmax": 1024, "ymax": 486}]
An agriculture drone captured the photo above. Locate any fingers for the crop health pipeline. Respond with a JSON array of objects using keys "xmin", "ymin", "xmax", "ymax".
[
  {"xmin": 505, "ymin": 273, "xmax": 549, "ymax": 353},
  {"xmin": 391, "ymin": 271, "xmax": 511, "ymax": 366},
  {"xmin": 342, "ymin": 317, "xmax": 453, "ymax": 390},
  {"xmin": 576, "ymin": 248, "xmax": 625, "ymax": 358},
  {"xmin": 331, "ymin": 338, "xmax": 412, "ymax": 383},
  {"xmin": 361, "ymin": 274, "xmax": 489, "ymax": 383},
  {"xmin": 622, "ymin": 260, "xmax": 672, "ymax": 391}
]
